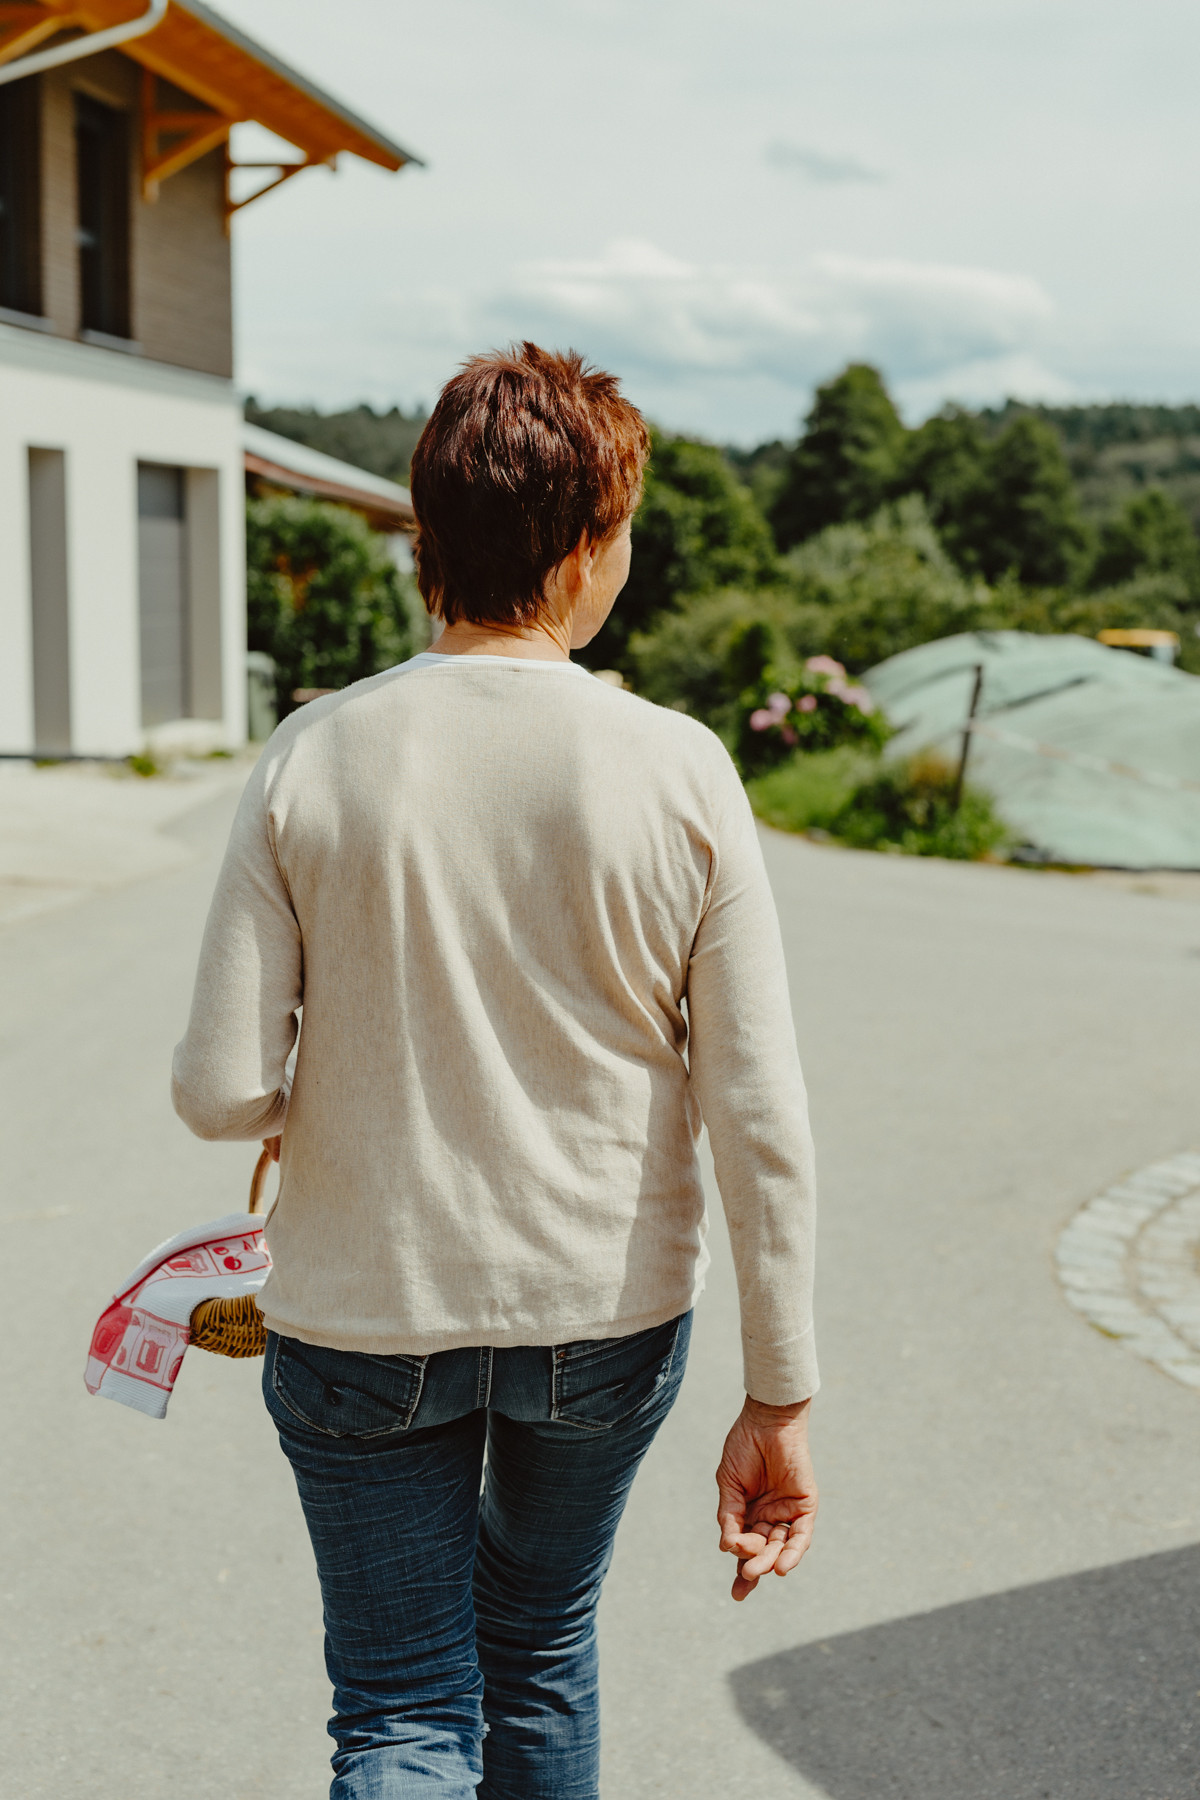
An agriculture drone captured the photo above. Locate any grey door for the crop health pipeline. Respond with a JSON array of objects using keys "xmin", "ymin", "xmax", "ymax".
[
  {"xmin": 28, "ymin": 448, "xmax": 71, "ymax": 755},
  {"xmin": 137, "ymin": 463, "xmax": 188, "ymax": 727}
]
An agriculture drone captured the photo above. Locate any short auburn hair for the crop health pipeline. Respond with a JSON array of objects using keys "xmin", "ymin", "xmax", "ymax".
[{"xmin": 409, "ymin": 342, "xmax": 650, "ymax": 626}]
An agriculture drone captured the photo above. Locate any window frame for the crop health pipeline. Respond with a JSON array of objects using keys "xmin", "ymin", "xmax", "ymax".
[{"xmin": 0, "ymin": 75, "xmax": 42, "ymax": 319}]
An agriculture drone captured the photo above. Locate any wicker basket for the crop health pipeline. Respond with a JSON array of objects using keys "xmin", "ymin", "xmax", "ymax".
[{"xmin": 188, "ymin": 1146, "xmax": 272, "ymax": 1359}]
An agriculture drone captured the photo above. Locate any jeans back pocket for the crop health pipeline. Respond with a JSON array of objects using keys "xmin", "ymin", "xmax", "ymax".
[
  {"xmin": 551, "ymin": 1312, "xmax": 690, "ymax": 1431},
  {"xmin": 266, "ymin": 1333, "xmax": 427, "ymax": 1440}
]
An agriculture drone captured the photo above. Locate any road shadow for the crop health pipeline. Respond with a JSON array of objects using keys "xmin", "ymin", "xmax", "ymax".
[{"xmin": 730, "ymin": 1543, "xmax": 1200, "ymax": 1799}]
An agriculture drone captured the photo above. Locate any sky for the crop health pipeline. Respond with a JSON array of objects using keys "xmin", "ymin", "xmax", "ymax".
[{"xmin": 220, "ymin": 0, "xmax": 1200, "ymax": 444}]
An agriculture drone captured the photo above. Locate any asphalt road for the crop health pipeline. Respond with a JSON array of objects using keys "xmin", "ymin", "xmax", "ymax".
[{"xmin": 2, "ymin": 781, "xmax": 1199, "ymax": 1800}]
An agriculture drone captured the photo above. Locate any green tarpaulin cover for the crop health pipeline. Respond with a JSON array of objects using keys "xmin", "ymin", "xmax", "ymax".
[{"xmin": 865, "ymin": 631, "xmax": 1200, "ymax": 868}]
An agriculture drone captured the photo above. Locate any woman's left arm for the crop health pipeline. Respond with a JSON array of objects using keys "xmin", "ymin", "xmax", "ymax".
[{"xmin": 171, "ymin": 754, "xmax": 302, "ymax": 1142}]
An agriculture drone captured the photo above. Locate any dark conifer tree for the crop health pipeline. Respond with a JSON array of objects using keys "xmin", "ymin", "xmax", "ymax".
[{"xmin": 769, "ymin": 364, "xmax": 906, "ymax": 549}]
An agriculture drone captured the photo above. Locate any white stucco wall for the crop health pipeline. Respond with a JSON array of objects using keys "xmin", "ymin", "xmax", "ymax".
[{"xmin": 0, "ymin": 323, "xmax": 245, "ymax": 757}]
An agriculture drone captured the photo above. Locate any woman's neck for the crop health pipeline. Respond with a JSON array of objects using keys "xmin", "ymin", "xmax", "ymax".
[{"xmin": 430, "ymin": 618, "xmax": 572, "ymax": 661}]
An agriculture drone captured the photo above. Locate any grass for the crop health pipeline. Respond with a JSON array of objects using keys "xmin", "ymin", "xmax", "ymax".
[{"xmin": 745, "ymin": 747, "xmax": 878, "ymax": 835}]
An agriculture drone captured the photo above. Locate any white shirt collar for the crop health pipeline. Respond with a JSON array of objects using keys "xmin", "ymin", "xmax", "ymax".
[{"xmin": 404, "ymin": 652, "xmax": 596, "ymax": 678}]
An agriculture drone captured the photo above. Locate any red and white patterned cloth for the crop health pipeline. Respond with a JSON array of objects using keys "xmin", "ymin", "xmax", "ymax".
[{"xmin": 84, "ymin": 1213, "xmax": 272, "ymax": 1419}]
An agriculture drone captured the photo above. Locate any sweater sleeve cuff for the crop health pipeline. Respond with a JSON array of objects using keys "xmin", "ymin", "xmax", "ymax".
[
  {"xmin": 742, "ymin": 1324, "xmax": 819, "ymax": 1407},
  {"xmin": 170, "ymin": 1068, "xmax": 290, "ymax": 1143}
]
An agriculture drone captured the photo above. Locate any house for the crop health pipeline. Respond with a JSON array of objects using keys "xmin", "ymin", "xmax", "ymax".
[{"xmin": 0, "ymin": 0, "xmax": 418, "ymax": 759}]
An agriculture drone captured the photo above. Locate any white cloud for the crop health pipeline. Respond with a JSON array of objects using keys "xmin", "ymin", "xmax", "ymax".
[
  {"xmin": 809, "ymin": 252, "xmax": 1055, "ymax": 381},
  {"xmin": 247, "ymin": 237, "xmax": 1068, "ymax": 441},
  {"xmin": 453, "ymin": 239, "xmax": 1065, "ymax": 429},
  {"xmin": 893, "ymin": 353, "xmax": 1076, "ymax": 421}
]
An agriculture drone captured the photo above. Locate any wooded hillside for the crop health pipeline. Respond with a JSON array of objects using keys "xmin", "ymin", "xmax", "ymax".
[{"xmin": 244, "ymin": 400, "xmax": 427, "ymax": 487}]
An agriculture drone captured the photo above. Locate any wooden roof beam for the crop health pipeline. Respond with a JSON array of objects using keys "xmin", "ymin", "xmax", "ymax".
[
  {"xmin": 141, "ymin": 67, "xmax": 230, "ymax": 198},
  {"xmin": 224, "ymin": 147, "xmax": 330, "ymax": 232}
]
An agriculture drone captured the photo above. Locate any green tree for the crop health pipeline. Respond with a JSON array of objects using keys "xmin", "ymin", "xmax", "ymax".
[
  {"xmin": 246, "ymin": 496, "xmax": 416, "ymax": 717},
  {"xmin": 724, "ymin": 438, "xmax": 790, "ymax": 520},
  {"xmin": 897, "ymin": 410, "xmax": 1089, "ymax": 586},
  {"xmin": 972, "ymin": 414, "xmax": 1089, "ymax": 584},
  {"xmin": 894, "ymin": 407, "xmax": 989, "ymax": 564},
  {"xmin": 769, "ymin": 364, "xmax": 906, "ymax": 549},
  {"xmin": 589, "ymin": 430, "xmax": 777, "ymax": 671},
  {"xmin": 1089, "ymin": 488, "xmax": 1200, "ymax": 596}
]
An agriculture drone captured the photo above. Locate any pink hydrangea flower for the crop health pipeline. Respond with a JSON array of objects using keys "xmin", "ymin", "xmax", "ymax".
[
  {"xmin": 806, "ymin": 655, "xmax": 846, "ymax": 679},
  {"xmin": 797, "ymin": 693, "xmax": 817, "ymax": 713},
  {"xmin": 841, "ymin": 685, "xmax": 875, "ymax": 713},
  {"xmin": 749, "ymin": 708, "xmax": 774, "ymax": 731},
  {"xmin": 766, "ymin": 691, "xmax": 791, "ymax": 720},
  {"xmin": 780, "ymin": 724, "xmax": 798, "ymax": 746}
]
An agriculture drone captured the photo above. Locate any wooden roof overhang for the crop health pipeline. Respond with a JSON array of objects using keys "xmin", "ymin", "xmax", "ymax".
[
  {"xmin": 245, "ymin": 449, "xmax": 415, "ymax": 534},
  {"xmin": 0, "ymin": 0, "xmax": 420, "ymax": 211}
]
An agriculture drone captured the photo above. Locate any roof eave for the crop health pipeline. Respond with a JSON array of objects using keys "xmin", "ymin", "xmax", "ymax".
[
  {"xmin": 245, "ymin": 451, "xmax": 415, "ymax": 529},
  {"xmin": 173, "ymin": 0, "xmax": 423, "ymax": 170}
]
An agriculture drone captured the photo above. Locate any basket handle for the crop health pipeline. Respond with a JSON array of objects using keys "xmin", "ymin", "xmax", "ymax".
[{"xmin": 248, "ymin": 1145, "xmax": 274, "ymax": 1215}]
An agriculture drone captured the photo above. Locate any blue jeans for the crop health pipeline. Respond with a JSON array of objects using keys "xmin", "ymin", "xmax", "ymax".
[{"xmin": 263, "ymin": 1311, "xmax": 691, "ymax": 1799}]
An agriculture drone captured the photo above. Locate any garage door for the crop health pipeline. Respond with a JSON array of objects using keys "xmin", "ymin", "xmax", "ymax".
[{"xmin": 137, "ymin": 462, "xmax": 188, "ymax": 727}]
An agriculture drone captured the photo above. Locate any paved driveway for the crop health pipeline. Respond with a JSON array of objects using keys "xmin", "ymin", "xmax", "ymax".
[{"xmin": 1, "ymin": 781, "xmax": 1198, "ymax": 1798}]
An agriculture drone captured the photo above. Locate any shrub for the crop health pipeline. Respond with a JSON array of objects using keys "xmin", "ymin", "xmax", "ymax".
[
  {"xmin": 748, "ymin": 747, "xmax": 1008, "ymax": 860},
  {"xmin": 625, "ymin": 590, "xmax": 794, "ymax": 739},
  {"xmin": 779, "ymin": 496, "xmax": 993, "ymax": 671},
  {"xmin": 783, "ymin": 490, "xmax": 955, "ymax": 592},
  {"xmin": 737, "ymin": 656, "xmax": 890, "ymax": 775},
  {"xmin": 830, "ymin": 751, "xmax": 1009, "ymax": 859},
  {"xmin": 246, "ymin": 496, "xmax": 416, "ymax": 717}
]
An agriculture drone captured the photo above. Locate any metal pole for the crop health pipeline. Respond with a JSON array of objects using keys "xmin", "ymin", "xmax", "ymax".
[{"xmin": 951, "ymin": 663, "xmax": 984, "ymax": 813}]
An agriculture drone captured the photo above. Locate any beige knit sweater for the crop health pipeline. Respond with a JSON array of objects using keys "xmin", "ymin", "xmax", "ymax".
[{"xmin": 172, "ymin": 653, "xmax": 817, "ymax": 1404}]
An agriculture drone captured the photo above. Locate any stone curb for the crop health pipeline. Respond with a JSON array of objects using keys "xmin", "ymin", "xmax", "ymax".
[{"xmin": 1056, "ymin": 1150, "xmax": 1200, "ymax": 1391}]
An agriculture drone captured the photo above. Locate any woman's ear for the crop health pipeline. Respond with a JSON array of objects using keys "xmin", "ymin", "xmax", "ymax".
[{"xmin": 568, "ymin": 531, "xmax": 595, "ymax": 596}]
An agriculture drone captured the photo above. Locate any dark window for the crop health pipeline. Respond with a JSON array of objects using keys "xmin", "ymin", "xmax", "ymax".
[
  {"xmin": 75, "ymin": 93, "xmax": 129, "ymax": 338},
  {"xmin": 0, "ymin": 76, "xmax": 41, "ymax": 316}
]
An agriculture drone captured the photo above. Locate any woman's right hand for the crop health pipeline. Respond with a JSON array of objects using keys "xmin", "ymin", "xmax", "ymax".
[{"xmin": 716, "ymin": 1396, "xmax": 818, "ymax": 1601}]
